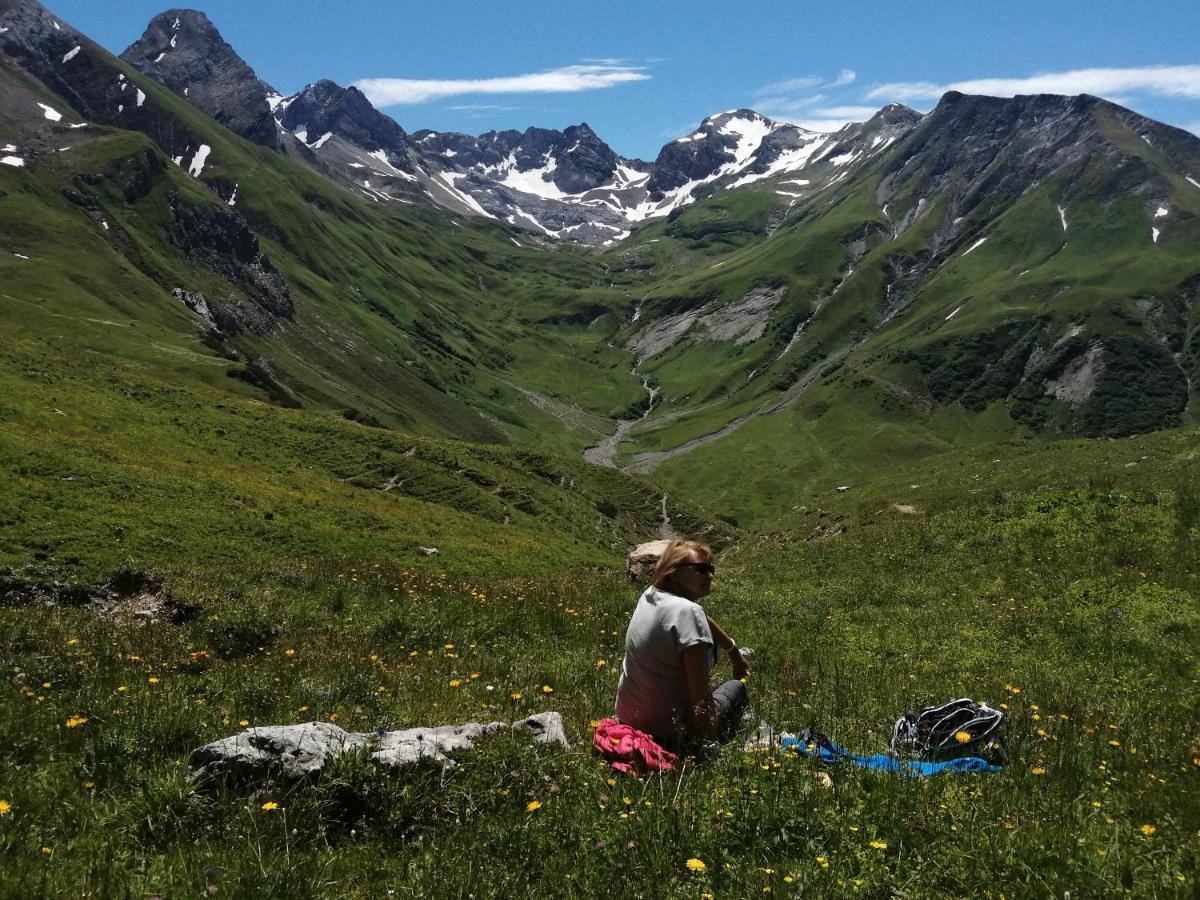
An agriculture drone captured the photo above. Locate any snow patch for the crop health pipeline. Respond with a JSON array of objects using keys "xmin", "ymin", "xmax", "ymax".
[
  {"xmin": 436, "ymin": 172, "xmax": 494, "ymax": 217},
  {"xmin": 510, "ymin": 238, "xmax": 521, "ymax": 246},
  {"xmin": 944, "ymin": 304, "xmax": 964, "ymax": 320},
  {"xmin": 173, "ymin": 16, "xmax": 181, "ymax": 29},
  {"xmin": 310, "ymin": 132, "xmax": 334, "ymax": 149},
  {"xmin": 101, "ymin": 220, "xmax": 109, "ymax": 231},
  {"xmin": 68, "ymin": 123, "xmax": 87, "ymax": 129},
  {"xmin": 1, "ymin": 144, "xmax": 15, "ymax": 152},
  {"xmin": 826, "ymin": 150, "xmax": 856, "ymax": 167},
  {"xmin": 1017, "ymin": 269, "xmax": 1031, "ymax": 277},
  {"xmin": 117, "ymin": 105, "xmax": 123, "ymax": 114},
  {"xmin": 367, "ymin": 149, "xmax": 416, "ymax": 181},
  {"xmin": 227, "ymin": 183, "xmax": 238, "ymax": 206},
  {"xmin": 1154, "ymin": 205, "xmax": 1168, "ymax": 218},
  {"xmin": 1151, "ymin": 226, "xmax": 1160, "ymax": 243},
  {"xmin": 1057, "ymin": 204, "xmax": 1067, "ymax": 231},
  {"xmin": 14, "ymin": 253, "xmax": 30, "ymax": 259},
  {"xmin": 154, "ymin": 52, "xmax": 166, "ymax": 63},
  {"xmin": 0, "ymin": 27, "xmax": 8, "ymax": 33},
  {"xmin": 187, "ymin": 144, "xmax": 211, "ymax": 178},
  {"xmin": 37, "ymin": 103, "xmax": 62, "ymax": 122},
  {"xmin": 780, "ymin": 178, "xmax": 810, "ymax": 186},
  {"xmin": 170, "ymin": 35, "xmax": 177, "ymax": 48},
  {"xmin": 52, "ymin": 20, "xmax": 61, "ymax": 30},
  {"xmin": 1, "ymin": 156, "xmax": 25, "ymax": 167},
  {"xmin": 293, "ymin": 129, "xmax": 308, "ymax": 143},
  {"xmin": 962, "ymin": 236, "xmax": 988, "ymax": 256},
  {"xmin": 136, "ymin": 89, "xmax": 146, "ymax": 108},
  {"xmin": 1187, "ymin": 176, "xmax": 1200, "ymax": 190},
  {"xmin": 62, "ymin": 46, "xmax": 81, "ymax": 63}
]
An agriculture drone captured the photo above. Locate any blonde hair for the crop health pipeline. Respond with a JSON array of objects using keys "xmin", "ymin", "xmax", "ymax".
[{"xmin": 651, "ymin": 539, "xmax": 714, "ymax": 592}]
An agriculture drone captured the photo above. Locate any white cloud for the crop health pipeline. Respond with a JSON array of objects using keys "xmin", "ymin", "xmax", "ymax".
[
  {"xmin": 757, "ymin": 75, "xmax": 823, "ymax": 95},
  {"xmin": 355, "ymin": 63, "xmax": 649, "ymax": 106},
  {"xmin": 1186, "ymin": 120, "xmax": 1200, "ymax": 136},
  {"xmin": 865, "ymin": 65, "xmax": 1200, "ymax": 103},
  {"xmin": 831, "ymin": 69, "xmax": 857, "ymax": 87}
]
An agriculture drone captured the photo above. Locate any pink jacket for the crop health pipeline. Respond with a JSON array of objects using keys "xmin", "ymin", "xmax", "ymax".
[{"xmin": 592, "ymin": 717, "xmax": 678, "ymax": 774}]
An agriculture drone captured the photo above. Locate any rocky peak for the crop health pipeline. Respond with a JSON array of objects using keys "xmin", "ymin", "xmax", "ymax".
[
  {"xmin": 648, "ymin": 109, "xmax": 780, "ymax": 193},
  {"xmin": 121, "ymin": 8, "xmax": 281, "ymax": 149},
  {"xmin": 277, "ymin": 79, "xmax": 408, "ymax": 152}
]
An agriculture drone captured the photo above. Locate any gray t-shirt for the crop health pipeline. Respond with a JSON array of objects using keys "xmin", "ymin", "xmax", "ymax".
[{"xmin": 614, "ymin": 586, "xmax": 714, "ymax": 739}]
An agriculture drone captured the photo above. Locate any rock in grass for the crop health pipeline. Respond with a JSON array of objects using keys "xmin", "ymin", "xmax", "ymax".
[
  {"xmin": 626, "ymin": 539, "xmax": 672, "ymax": 580},
  {"xmin": 189, "ymin": 712, "xmax": 568, "ymax": 781}
]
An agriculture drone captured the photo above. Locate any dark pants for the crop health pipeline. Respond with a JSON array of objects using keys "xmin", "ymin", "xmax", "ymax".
[
  {"xmin": 663, "ymin": 679, "xmax": 749, "ymax": 755},
  {"xmin": 713, "ymin": 679, "xmax": 749, "ymax": 741}
]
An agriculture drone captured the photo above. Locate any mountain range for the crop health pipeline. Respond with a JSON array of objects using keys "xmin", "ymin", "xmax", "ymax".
[{"xmin": 2, "ymin": 0, "xmax": 1199, "ymax": 526}]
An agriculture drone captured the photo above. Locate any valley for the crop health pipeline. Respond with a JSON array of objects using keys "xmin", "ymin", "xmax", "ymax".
[{"xmin": 1, "ymin": 1, "xmax": 1198, "ymax": 895}]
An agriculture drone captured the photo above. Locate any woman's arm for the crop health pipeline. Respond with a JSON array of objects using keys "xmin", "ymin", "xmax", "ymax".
[
  {"xmin": 681, "ymin": 644, "xmax": 716, "ymax": 741},
  {"xmin": 706, "ymin": 615, "xmax": 749, "ymax": 680}
]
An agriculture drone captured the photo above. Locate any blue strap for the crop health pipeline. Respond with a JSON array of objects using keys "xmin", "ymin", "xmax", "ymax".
[{"xmin": 779, "ymin": 734, "xmax": 1000, "ymax": 775}]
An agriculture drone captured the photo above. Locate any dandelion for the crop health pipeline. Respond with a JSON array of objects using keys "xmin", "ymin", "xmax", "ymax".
[
  {"xmin": 260, "ymin": 801, "xmax": 279, "ymax": 811},
  {"xmin": 65, "ymin": 716, "xmax": 88, "ymax": 728},
  {"xmin": 147, "ymin": 676, "xmax": 160, "ymax": 684},
  {"xmin": 595, "ymin": 659, "xmax": 607, "ymax": 667},
  {"xmin": 1140, "ymin": 824, "xmax": 1156, "ymax": 836},
  {"xmin": 0, "ymin": 800, "xmax": 10, "ymax": 815},
  {"xmin": 869, "ymin": 840, "xmax": 888, "ymax": 850},
  {"xmin": 116, "ymin": 686, "xmax": 127, "ymax": 693},
  {"xmin": 284, "ymin": 648, "xmax": 296, "ymax": 657},
  {"xmin": 954, "ymin": 731, "xmax": 972, "ymax": 744},
  {"xmin": 526, "ymin": 800, "xmax": 542, "ymax": 813},
  {"xmin": 1108, "ymin": 740, "xmax": 1121, "ymax": 747},
  {"xmin": 449, "ymin": 679, "xmax": 462, "ymax": 688},
  {"xmin": 239, "ymin": 719, "xmax": 250, "ymax": 727},
  {"xmin": 509, "ymin": 692, "xmax": 523, "ymax": 700},
  {"xmin": 686, "ymin": 858, "xmax": 707, "ymax": 873},
  {"xmin": 83, "ymin": 781, "xmax": 94, "ymax": 789},
  {"xmin": 542, "ymin": 685, "xmax": 554, "ymax": 694},
  {"xmin": 1031, "ymin": 766, "xmax": 1047, "ymax": 775},
  {"xmin": 816, "ymin": 856, "xmax": 829, "ymax": 869}
]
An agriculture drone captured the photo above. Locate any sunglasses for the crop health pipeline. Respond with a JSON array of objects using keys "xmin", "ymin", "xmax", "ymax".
[{"xmin": 679, "ymin": 562, "xmax": 715, "ymax": 576}]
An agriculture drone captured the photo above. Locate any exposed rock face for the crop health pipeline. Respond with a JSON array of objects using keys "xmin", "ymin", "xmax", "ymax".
[
  {"xmin": 188, "ymin": 712, "xmax": 569, "ymax": 781},
  {"xmin": 167, "ymin": 192, "xmax": 292, "ymax": 333},
  {"xmin": 120, "ymin": 9, "xmax": 282, "ymax": 150}
]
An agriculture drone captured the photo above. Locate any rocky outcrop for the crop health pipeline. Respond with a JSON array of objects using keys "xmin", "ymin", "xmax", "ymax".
[
  {"xmin": 167, "ymin": 191, "xmax": 292, "ymax": 333},
  {"xmin": 188, "ymin": 712, "xmax": 569, "ymax": 782}
]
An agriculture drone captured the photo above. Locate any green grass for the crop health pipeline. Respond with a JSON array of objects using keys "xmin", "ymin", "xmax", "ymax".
[{"xmin": 1, "ymin": 411, "xmax": 1197, "ymax": 896}]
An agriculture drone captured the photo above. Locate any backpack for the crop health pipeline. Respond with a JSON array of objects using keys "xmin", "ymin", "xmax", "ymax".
[{"xmin": 890, "ymin": 698, "xmax": 1007, "ymax": 763}]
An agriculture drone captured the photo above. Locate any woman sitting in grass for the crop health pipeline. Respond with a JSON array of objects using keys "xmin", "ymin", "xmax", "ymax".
[{"xmin": 615, "ymin": 539, "xmax": 749, "ymax": 752}]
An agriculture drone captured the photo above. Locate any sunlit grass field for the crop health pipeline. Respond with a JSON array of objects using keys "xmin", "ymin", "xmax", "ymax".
[{"xmin": 1, "ymin": 343, "xmax": 1198, "ymax": 897}]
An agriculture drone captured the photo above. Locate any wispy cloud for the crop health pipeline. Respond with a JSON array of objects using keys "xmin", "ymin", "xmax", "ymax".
[
  {"xmin": 865, "ymin": 65, "xmax": 1200, "ymax": 103},
  {"xmin": 354, "ymin": 63, "xmax": 650, "ymax": 106},
  {"xmin": 753, "ymin": 71, "xmax": 867, "ymax": 132}
]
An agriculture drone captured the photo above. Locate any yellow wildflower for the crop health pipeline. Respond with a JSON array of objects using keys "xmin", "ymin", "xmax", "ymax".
[
  {"xmin": 260, "ymin": 801, "xmax": 279, "ymax": 811},
  {"xmin": 1031, "ymin": 766, "xmax": 1046, "ymax": 775},
  {"xmin": 526, "ymin": 800, "xmax": 542, "ymax": 812},
  {"xmin": 0, "ymin": 800, "xmax": 10, "ymax": 815},
  {"xmin": 1140, "ymin": 824, "xmax": 1156, "ymax": 836},
  {"xmin": 147, "ymin": 676, "xmax": 160, "ymax": 684},
  {"xmin": 65, "ymin": 716, "xmax": 88, "ymax": 728},
  {"xmin": 542, "ymin": 685, "xmax": 554, "ymax": 694},
  {"xmin": 954, "ymin": 731, "xmax": 972, "ymax": 744},
  {"xmin": 686, "ymin": 858, "xmax": 707, "ymax": 873},
  {"xmin": 869, "ymin": 840, "xmax": 888, "ymax": 850}
]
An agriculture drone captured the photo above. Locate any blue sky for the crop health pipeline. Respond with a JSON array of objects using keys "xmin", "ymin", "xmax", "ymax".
[{"xmin": 48, "ymin": 0, "xmax": 1200, "ymax": 160}]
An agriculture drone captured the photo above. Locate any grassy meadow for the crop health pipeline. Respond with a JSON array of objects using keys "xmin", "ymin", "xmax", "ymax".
[{"xmin": 2, "ymin": 338, "xmax": 1198, "ymax": 897}]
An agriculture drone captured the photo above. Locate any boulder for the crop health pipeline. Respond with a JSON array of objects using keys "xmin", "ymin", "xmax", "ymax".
[
  {"xmin": 625, "ymin": 538, "xmax": 672, "ymax": 580},
  {"xmin": 188, "ymin": 711, "xmax": 568, "ymax": 782}
]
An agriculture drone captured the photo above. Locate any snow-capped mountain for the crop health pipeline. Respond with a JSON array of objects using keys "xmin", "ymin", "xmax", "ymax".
[{"xmin": 113, "ymin": 10, "xmax": 925, "ymax": 244}]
